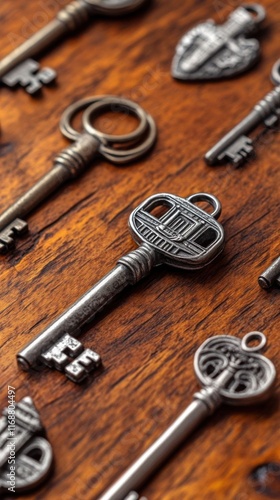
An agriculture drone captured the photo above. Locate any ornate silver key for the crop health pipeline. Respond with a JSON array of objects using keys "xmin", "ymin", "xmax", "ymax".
[
  {"xmin": 1, "ymin": 0, "xmax": 147, "ymax": 94},
  {"xmin": 0, "ymin": 396, "xmax": 53, "ymax": 494},
  {"xmin": 172, "ymin": 4, "xmax": 266, "ymax": 81},
  {"xmin": 17, "ymin": 192, "xmax": 225, "ymax": 383},
  {"xmin": 205, "ymin": 59, "xmax": 280, "ymax": 167},
  {"xmin": 99, "ymin": 332, "xmax": 276, "ymax": 500},
  {"xmin": 259, "ymin": 255, "xmax": 280, "ymax": 289},
  {"xmin": 0, "ymin": 95, "xmax": 156, "ymax": 253}
]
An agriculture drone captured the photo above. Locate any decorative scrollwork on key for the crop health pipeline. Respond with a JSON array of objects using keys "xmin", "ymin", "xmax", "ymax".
[{"xmin": 194, "ymin": 332, "xmax": 276, "ymax": 405}]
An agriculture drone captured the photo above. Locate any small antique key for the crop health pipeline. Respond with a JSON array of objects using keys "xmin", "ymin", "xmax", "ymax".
[
  {"xmin": 205, "ymin": 59, "xmax": 280, "ymax": 167},
  {"xmin": 259, "ymin": 255, "xmax": 280, "ymax": 289},
  {"xmin": 0, "ymin": 396, "xmax": 53, "ymax": 493},
  {"xmin": 0, "ymin": 95, "xmax": 156, "ymax": 253},
  {"xmin": 99, "ymin": 332, "xmax": 276, "ymax": 500},
  {"xmin": 0, "ymin": 0, "xmax": 147, "ymax": 94},
  {"xmin": 172, "ymin": 4, "xmax": 266, "ymax": 81},
  {"xmin": 17, "ymin": 192, "xmax": 225, "ymax": 383}
]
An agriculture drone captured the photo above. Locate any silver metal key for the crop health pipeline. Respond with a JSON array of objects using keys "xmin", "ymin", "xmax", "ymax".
[
  {"xmin": 205, "ymin": 59, "xmax": 280, "ymax": 167},
  {"xmin": 0, "ymin": 396, "xmax": 53, "ymax": 494},
  {"xmin": 17, "ymin": 192, "xmax": 225, "ymax": 383},
  {"xmin": 172, "ymin": 4, "xmax": 266, "ymax": 81},
  {"xmin": 1, "ymin": 0, "xmax": 147, "ymax": 94},
  {"xmin": 0, "ymin": 95, "xmax": 156, "ymax": 253},
  {"xmin": 99, "ymin": 332, "xmax": 276, "ymax": 500},
  {"xmin": 259, "ymin": 255, "xmax": 280, "ymax": 289}
]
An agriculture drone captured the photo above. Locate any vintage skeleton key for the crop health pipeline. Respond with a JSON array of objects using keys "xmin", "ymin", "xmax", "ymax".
[
  {"xmin": 205, "ymin": 59, "xmax": 280, "ymax": 167},
  {"xmin": 17, "ymin": 192, "xmax": 225, "ymax": 383},
  {"xmin": 99, "ymin": 332, "xmax": 276, "ymax": 500},
  {"xmin": 1, "ymin": 0, "xmax": 147, "ymax": 94},
  {"xmin": 172, "ymin": 4, "xmax": 266, "ymax": 81},
  {"xmin": 0, "ymin": 396, "xmax": 53, "ymax": 493},
  {"xmin": 259, "ymin": 255, "xmax": 280, "ymax": 289},
  {"xmin": 0, "ymin": 95, "xmax": 156, "ymax": 253}
]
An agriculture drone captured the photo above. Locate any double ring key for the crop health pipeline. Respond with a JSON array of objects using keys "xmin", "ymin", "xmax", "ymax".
[
  {"xmin": 205, "ymin": 59, "xmax": 280, "ymax": 167},
  {"xmin": 99, "ymin": 332, "xmax": 276, "ymax": 500},
  {"xmin": 17, "ymin": 192, "xmax": 225, "ymax": 382},
  {"xmin": 0, "ymin": 0, "xmax": 147, "ymax": 94},
  {"xmin": 259, "ymin": 255, "xmax": 280, "ymax": 289},
  {"xmin": 0, "ymin": 95, "xmax": 156, "ymax": 254}
]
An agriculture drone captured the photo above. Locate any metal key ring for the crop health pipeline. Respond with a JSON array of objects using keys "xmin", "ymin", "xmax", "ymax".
[
  {"xmin": 83, "ymin": 97, "xmax": 148, "ymax": 144},
  {"xmin": 60, "ymin": 95, "xmax": 157, "ymax": 164},
  {"xmin": 242, "ymin": 4, "xmax": 266, "ymax": 25},
  {"xmin": 84, "ymin": 0, "xmax": 147, "ymax": 15},
  {"xmin": 241, "ymin": 331, "xmax": 267, "ymax": 352},
  {"xmin": 271, "ymin": 59, "xmax": 280, "ymax": 86},
  {"xmin": 187, "ymin": 193, "xmax": 222, "ymax": 220}
]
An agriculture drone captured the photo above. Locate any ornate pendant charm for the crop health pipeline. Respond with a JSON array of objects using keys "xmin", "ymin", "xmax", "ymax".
[
  {"xmin": 172, "ymin": 4, "xmax": 266, "ymax": 81},
  {"xmin": 0, "ymin": 396, "xmax": 53, "ymax": 494}
]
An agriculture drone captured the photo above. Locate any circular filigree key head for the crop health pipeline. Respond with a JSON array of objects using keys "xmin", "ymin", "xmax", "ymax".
[
  {"xmin": 128, "ymin": 192, "xmax": 225, "ymax": 270},
  {"xmin": 194, "ymin": 332, "xmax": 276, "ymax": 406}
]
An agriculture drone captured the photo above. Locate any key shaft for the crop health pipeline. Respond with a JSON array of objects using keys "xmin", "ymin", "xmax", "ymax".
[
  {"xmin": 0, "ymin": 134, "xmax": 99, "ymax": 235},
  {"xmin": 205, "ymin": 86, "xmax": 280, "ymax": 165},
  {"xmin": 0, "ymin": 1, "xmax": 91, "ymax": 78},
  {"xmin": 17, "ymin": 244, "xmax": 157, "ymax": 370}
]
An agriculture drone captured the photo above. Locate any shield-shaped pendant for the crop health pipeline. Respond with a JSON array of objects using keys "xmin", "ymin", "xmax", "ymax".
[{"xmin": 172, "ymin": 4, "xmax": 266, "ymax": 81}]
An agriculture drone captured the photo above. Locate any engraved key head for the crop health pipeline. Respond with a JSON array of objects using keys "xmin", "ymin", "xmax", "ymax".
[
  {"xmin": 194, "ymin": 332, "xmax": 276, "ymax": 406},
  {"xmin": 0, "ymin": 397, "xmax": 53, "ymax": 494},
  {"xmin": 129, "ymin": 193, "xmax": 224, "ymax": 270},
  {"xmin": 172, "ymin": 4, "xmax": 266, "ymax": 81}
]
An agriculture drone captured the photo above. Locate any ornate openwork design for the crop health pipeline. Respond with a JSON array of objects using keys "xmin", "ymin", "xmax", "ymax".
[{"xmin": 194, "ymin": 334, "xmax": 276, "ymax": 405}]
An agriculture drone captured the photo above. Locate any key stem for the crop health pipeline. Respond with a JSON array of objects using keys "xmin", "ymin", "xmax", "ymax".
[
  {"xmin": 0, "ymin": 1, "xmax": 91, "ymax": 78},
  {"xmin": 17, "ymin": 244, "xmax": 157, "ymax": 370},
  {"xmin": 99, "ymin": 388, "xmax": 221, "ymax": 500},
  {"xmin": 0, "ymin": 165, "xmax": 71, "ymax": 231}
]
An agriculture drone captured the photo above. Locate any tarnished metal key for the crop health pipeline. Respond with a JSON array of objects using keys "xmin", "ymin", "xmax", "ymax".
[
  {"xmin": 17, "ymin": 192, "xmax": 225, "ymax": 383},
  {"xmin": 172, "ymin": 4, "xmax": 266, "ymax": 81},
  {"xmin": 0, "ymin": 396, "xmax": 53, "ymax": 494},
  {"xmin": 0, "ymin": 95, "xmax": 156, "ymax": 253},
  {"xmin": 1, "ymin": 0, "xmax": 147, "ymax": 94},
  {"xmin": 99, "ymin": 332, "xmax": 276, "ymax": 500},
  {"xmin": 205, "ymin": 59, "xmax": 280, "ymax": 167},
  {"xmin": 259, "ymin": 255, "xmax": 280, "ymax": 289}
]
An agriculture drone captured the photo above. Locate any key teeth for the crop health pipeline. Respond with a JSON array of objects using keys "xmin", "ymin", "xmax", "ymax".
[
  {"xmin": 41, "ymin": 334, "xmax": 102, "ymax": 383},
  {"xmin": 0, "ymin": 218, "xmax": 28, "ymax": 254},
  {"xmin": 218, "ymin": 136, "xmax": 254, "ymax": 167},
  {"xmin": 2, "ymin": 59, "xmax": 56, "ymax": 95}
]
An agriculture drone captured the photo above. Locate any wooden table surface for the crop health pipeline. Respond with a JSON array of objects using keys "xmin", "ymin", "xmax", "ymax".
[{"xmin": 0, "ymin": 0, "xmax": 280, "ymax": 499}]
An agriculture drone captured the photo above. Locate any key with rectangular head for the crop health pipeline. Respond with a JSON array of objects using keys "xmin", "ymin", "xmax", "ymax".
[
  {"xmin": 17, "ymin": 192, "xmax": 225, "ymax": 382},
  {"xmin": 98, "ymin": 332, "xmax": 276, "ymax": 500},
  {"xmin": 0, "ymin": 0, "xmax": 147, "ymax": 95},
  {"xmin": 0, "ymin": 95, "xmax": 156, "ymax": 254},
  {"xmin": 205, "ymin": 59, "xmax": 280, "ymax": 167}
]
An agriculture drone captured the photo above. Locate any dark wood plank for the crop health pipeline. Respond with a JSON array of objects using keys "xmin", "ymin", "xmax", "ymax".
[{"xmin": 0, "ymin": 0, "xmax": 279, "ymax": 499}]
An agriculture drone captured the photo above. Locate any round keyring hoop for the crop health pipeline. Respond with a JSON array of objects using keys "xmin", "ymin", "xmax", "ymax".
[
  {"xmin": 82, "ymin": 97, "xmax": 149, "ymax": 144},
  {"xmin": 60, "ymin": 95, "xmax": 157, "ymax": 164},
  {"xmin": 99, "ymin": 114, "xmax": 157, "ymax": 164},
  {"xmin": 187, "ymin": 193, "xmax": 222, "ymax": 220}
]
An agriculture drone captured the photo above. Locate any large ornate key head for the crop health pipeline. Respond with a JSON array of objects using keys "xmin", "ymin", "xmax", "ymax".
[
  {"xmin": 0, "ymin": 397, "xmax": 53, "ymax": 494},
  {"xmin": 129, "ymin": 193, "xmax": 224, "ymax": 269},
  {"xmin": 172, "ymin": 4, "xmax": 266, "ymax": 81},
  {"xmin": 194, "ymin": 332, "xmax": 276, "ymax": 406}
]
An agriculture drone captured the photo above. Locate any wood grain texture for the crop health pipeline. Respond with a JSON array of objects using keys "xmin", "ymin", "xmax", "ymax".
[{"xmin": 0, "ymin": 0, "xmax": 280, "ymax": 499}]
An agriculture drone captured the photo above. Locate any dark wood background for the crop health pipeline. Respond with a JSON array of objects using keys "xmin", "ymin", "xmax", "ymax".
[{"xmin": 0, "ymin": 0, "xmax": 280, "ymax": 498}]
